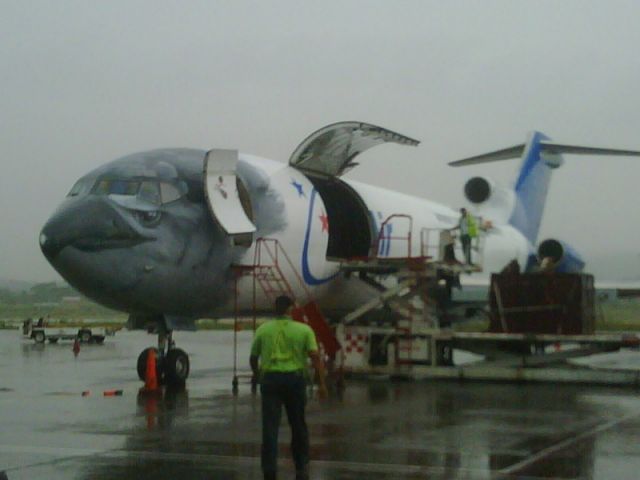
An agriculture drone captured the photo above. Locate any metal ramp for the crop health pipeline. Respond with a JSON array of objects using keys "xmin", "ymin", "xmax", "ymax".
[
  {"xmin": 336, "ymin": 214, "xmax": 484, "ymax": 373},
  {"xmin": 339, "ymin": 256, "xmax": 440, "ymax": 368},
  {"xmin": 230, "ymin": 238, "xmax": 340, "ymax": 393}
]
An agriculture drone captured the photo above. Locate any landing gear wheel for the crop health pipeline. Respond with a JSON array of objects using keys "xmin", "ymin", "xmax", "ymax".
[
  {"xmin": 164, "ymin": 348, "xmax": 190, "ymax": 387},
  {"xmin": 137, "ymin": 347, "xmax": 161, "ymax": 382}
]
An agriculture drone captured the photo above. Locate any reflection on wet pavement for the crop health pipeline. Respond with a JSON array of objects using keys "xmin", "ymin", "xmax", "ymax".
[{"xmin": 1, "ymin": 330, "xmax": 640, "ymax": 479}]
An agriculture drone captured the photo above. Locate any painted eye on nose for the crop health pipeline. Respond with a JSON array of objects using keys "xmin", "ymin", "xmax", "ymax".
[{"xmin": 138, "ymin": 210, "xmax": 161, "ymax": 227}]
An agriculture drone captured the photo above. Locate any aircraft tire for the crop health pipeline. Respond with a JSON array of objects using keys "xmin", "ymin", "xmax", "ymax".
[
  {"xmin": 137, "ymin": 347, "xmax": 160, "ymax": 381},
  {"xmin": 164, "ymin": 348, "xmax": 190, "ymax": 387}
]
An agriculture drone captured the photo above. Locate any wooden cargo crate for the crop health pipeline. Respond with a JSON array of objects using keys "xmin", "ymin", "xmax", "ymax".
[{"xmin": 488, "ymin": 273, "xmax": 595, "ymax": 335}]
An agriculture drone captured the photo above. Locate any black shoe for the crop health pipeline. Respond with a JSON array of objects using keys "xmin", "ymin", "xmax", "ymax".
[
  {"xmin": 264, "ymin": 472, "xmax": 276, "ymax": 480},
  {"xmin": 296, "ymin": 467, "xmax": 309, "ymax": 480}
]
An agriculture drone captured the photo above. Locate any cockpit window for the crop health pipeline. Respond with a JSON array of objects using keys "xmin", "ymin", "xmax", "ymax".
[
  {"xmin": 67, "ymin": 178, "xmax": 94, "ymax": 197},
  {"xmin": 159, "ymin": 182, "xmax": 182, "ymax": 203},
  {"xmin": 138, "ymin": 181, "xmax": 161, "ymax": 205},
  {"xmin": 91, "ymin": 177, "xmax": 185, "ymax": 205},
  {"xmin": 94, "ymin": 179, "xmax": 140, "ymax": 196}
]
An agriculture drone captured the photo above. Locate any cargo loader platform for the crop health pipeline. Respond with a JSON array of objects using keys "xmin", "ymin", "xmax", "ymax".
[{"xmin": 335, "ymin": 226, "xmax": 640, "ymax": 387}]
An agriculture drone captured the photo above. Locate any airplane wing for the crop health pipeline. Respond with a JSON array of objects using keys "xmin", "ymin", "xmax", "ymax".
[{"xmin": 289, "ymin": 121, "xmax": 419, "ymax": 177}]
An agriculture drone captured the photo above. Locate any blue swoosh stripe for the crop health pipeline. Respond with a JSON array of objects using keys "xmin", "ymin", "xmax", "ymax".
[{"xmin": 384, "ymin": 223, "xmax": 392, "ymax": 256}]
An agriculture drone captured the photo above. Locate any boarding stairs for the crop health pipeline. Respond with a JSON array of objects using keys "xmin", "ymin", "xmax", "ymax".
[{"xmin": 231, "ymin": 239, "xmax": 340, "ymax": 384}]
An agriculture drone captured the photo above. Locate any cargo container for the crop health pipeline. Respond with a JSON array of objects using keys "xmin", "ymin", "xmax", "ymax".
[{"xmin": 488, "ymin": 272, "xmax": 595, "ymax": 334}]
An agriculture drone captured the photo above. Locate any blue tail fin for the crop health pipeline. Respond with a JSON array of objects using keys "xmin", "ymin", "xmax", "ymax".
[{"xmin": 508, "ymin": 131, "xmax": 557, "ymax": 244}]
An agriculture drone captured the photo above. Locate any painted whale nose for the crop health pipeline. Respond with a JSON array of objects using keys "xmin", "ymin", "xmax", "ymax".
[
  {"xmin": 39, "ymin": 230, "xmax": 57, "ymax": 259},
  {"xmin": 40, "ymin": 196, "xmax": 145, "ymax": 260}
]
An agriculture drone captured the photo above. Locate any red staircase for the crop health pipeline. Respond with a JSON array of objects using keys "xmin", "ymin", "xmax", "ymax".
[
  {"xmin": 235, "ymin": 238, "xmax": 341, "ymax": 360},
  {"xmin": 292, "ymin": 301, "xmax": 341, "ymax": 359}
]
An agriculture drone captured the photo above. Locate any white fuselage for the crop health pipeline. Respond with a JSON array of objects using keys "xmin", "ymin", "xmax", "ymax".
[{"xmin": 232, "ymin": 155, "xmax": 531, "ymax": 314}]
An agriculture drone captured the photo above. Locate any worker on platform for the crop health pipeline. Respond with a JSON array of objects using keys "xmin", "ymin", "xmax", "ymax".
[
  {"xmin": 452, "ymin": 208, "xmax": 478, "ymax": 265},
  {"xmin": 250, "ymin": 295, "xmax": 328, "ymax": 480}
]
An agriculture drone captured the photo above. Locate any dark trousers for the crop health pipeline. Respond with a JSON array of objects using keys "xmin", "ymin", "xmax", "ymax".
[
  {"xmin": 260, "ymin": 372, "xmax": 309, "ymax": 478},
  {"xmin": 461, "ymin": 234, "xmax": 472, "ymax": 264}
]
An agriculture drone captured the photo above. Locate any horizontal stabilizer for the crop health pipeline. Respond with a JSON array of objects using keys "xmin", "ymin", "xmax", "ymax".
[
  {"xmin": 449, "ymin": 144, "xmax": 525, "ymax": 166},
  {"xmin": 450, "ymin": 140, "xmax": 640, "ymax": 166},
  {"xmin": 539, "ymin": 142, "xmax": 640, "ymax": 157}
]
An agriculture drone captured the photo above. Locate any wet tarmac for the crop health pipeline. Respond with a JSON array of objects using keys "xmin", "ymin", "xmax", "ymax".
[{"xmin": 1, "ymin": 329, "xmax": 640, "ymax": 479}]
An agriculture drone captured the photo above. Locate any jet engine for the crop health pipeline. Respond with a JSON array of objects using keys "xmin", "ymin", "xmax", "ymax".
[
  {"xmin": 464, "ymin": 176, "xmax": 493, "ymax": 204},
  {"xmin": 537, "ymin": 239, "xmax": 585, "ymax": 273},
  {"xmin": 463, "ymin": 176, "xmax": 515, "ymax": 223}
]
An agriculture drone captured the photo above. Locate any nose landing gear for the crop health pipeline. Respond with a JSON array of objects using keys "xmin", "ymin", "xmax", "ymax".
[{"xmin": 137, "ymin": 327, "xmax": 190, "ymax": 388}]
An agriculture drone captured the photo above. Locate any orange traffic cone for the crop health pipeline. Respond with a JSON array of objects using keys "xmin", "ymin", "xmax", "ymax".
[{"xmin": 143, "ymin": 349, "xmax": 159, "ymax": 392}]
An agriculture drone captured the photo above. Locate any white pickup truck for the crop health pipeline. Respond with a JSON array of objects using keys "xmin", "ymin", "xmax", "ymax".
[{"xmin": 22, "ymin": 318, "xmax": 108, "ymax": 344}]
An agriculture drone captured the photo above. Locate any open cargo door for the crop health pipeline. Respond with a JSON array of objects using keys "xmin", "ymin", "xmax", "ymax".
[
  {"xmin": 289, "ymin": 122, "xmax": 419, "ymax": 259},
  {"xmin": 204, "ymin": 149, "xmax": 256, "ymax": 237},
  {"xmin": 289, "ymin": 121, "xmax": 419, "ymax": 177}
]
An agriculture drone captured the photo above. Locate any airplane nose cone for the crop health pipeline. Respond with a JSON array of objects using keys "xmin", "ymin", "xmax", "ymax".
[
  {"xmin": 40, "ymin": 196, "xmax": 148, "ymax": 261},
  {"xmin": 39, "ymin": 229, "xmax": 58, "ymax": 260}
]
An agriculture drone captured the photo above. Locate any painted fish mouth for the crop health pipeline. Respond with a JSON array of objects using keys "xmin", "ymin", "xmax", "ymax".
[
  {"xmin": 40, "ymin": 196, "xmax": 154, "ymax": 260},
  {"xmin": 69, "ymin": 236, "xmax": 151, "ymax": 252}
]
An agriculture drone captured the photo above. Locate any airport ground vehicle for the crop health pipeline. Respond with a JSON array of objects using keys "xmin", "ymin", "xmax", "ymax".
[{"xmin": 22, "ymin": 318, "xmax": 107, "ymax": 344}]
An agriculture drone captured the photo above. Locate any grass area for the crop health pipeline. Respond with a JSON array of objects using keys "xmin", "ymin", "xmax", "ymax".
[
  {"xmin": 452, "ymin": 299, "xmax": 640, "ymax": 333},
  {"xmin": 2, "ymin": 299, "xmax": 638, "ymax": 333},
  {"xmin": 194, "ymin": 319, "xmax": 237, "ymax": 331},
  {"xmin": 0, "ymin": 299, "xmax": 126, "ymax": 330},
  {"xmin": 195, "ymin": 318, "xmax": 269, "ymax": 331},
  {"xmin": 0, "ymin": 301, "xmax": 127, "ymax": 322},
  {"xmin": 597, "ymin": 300, "xmax": 640, "ymax": 332}
]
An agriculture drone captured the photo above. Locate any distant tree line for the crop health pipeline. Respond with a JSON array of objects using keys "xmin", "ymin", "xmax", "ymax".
[{"xmin": 0, "ymin": 282, "xmax": 78, "ymax": 305}]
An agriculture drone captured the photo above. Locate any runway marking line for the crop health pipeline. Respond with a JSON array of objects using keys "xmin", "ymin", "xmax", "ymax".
[{"xmin": 499, "ymin": 412, "xmax": 640, "ymax": 475}]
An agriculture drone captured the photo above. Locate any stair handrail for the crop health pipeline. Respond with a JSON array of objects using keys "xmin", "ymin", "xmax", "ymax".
[
  {"xmin": 253, "ymin": 237, "xmax": 313, "ymax": 304},
  {"xmin": 373, "ymin": 214, "xmax": 414, "ymax": 258},
  {"xmin": 419, "ymin": 224, "xmax": 487, "ymax": 269}
]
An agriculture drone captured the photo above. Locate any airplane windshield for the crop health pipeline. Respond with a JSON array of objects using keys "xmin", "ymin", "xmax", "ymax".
[
  {"xmin": 94, "ymin": 179, "xmax": 140, "ymax": 196},
  {"xmin": 138, "ymin": 181, "xmax": 185, "ymax": 204},
  {"xmin": 90, "ymin": 177, "xmax": 185, "ymax": 205},
  {"xmin": 67, "ymin": 178, "xmax": 94, "ymax": 197},
  {"xmin": 138, "ymin": 181, "xmax": 160, "ymax": 204}
]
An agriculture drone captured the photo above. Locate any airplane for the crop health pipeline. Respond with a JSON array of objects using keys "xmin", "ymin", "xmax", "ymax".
[{"xmin": 39, "ymin": 121, "xmax": 640, "ymax": 386}]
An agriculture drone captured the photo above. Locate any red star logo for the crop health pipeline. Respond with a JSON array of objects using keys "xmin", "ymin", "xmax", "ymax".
[{"xmin": 319, "ymin": 212, "xmax": 329, "ymax": 233}]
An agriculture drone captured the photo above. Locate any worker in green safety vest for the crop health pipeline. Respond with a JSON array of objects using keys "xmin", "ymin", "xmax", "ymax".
[
  {"xmin": 250, "ymin": 295, "xmax": 327, "ymax": 480},
  {"xmin": 453, "ymin": 207, "xmax": 477, "ymax": 265}
]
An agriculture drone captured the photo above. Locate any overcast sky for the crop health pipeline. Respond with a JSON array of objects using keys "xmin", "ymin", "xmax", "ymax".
[{"xmin": 2, "ymin": 0, "xmax": 639, "ymax": 283}]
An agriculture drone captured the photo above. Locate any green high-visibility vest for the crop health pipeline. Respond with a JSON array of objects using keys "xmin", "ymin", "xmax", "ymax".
[{"xmin": 467, "ymin": 215, "xmax": 478, "ymax": 238}]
